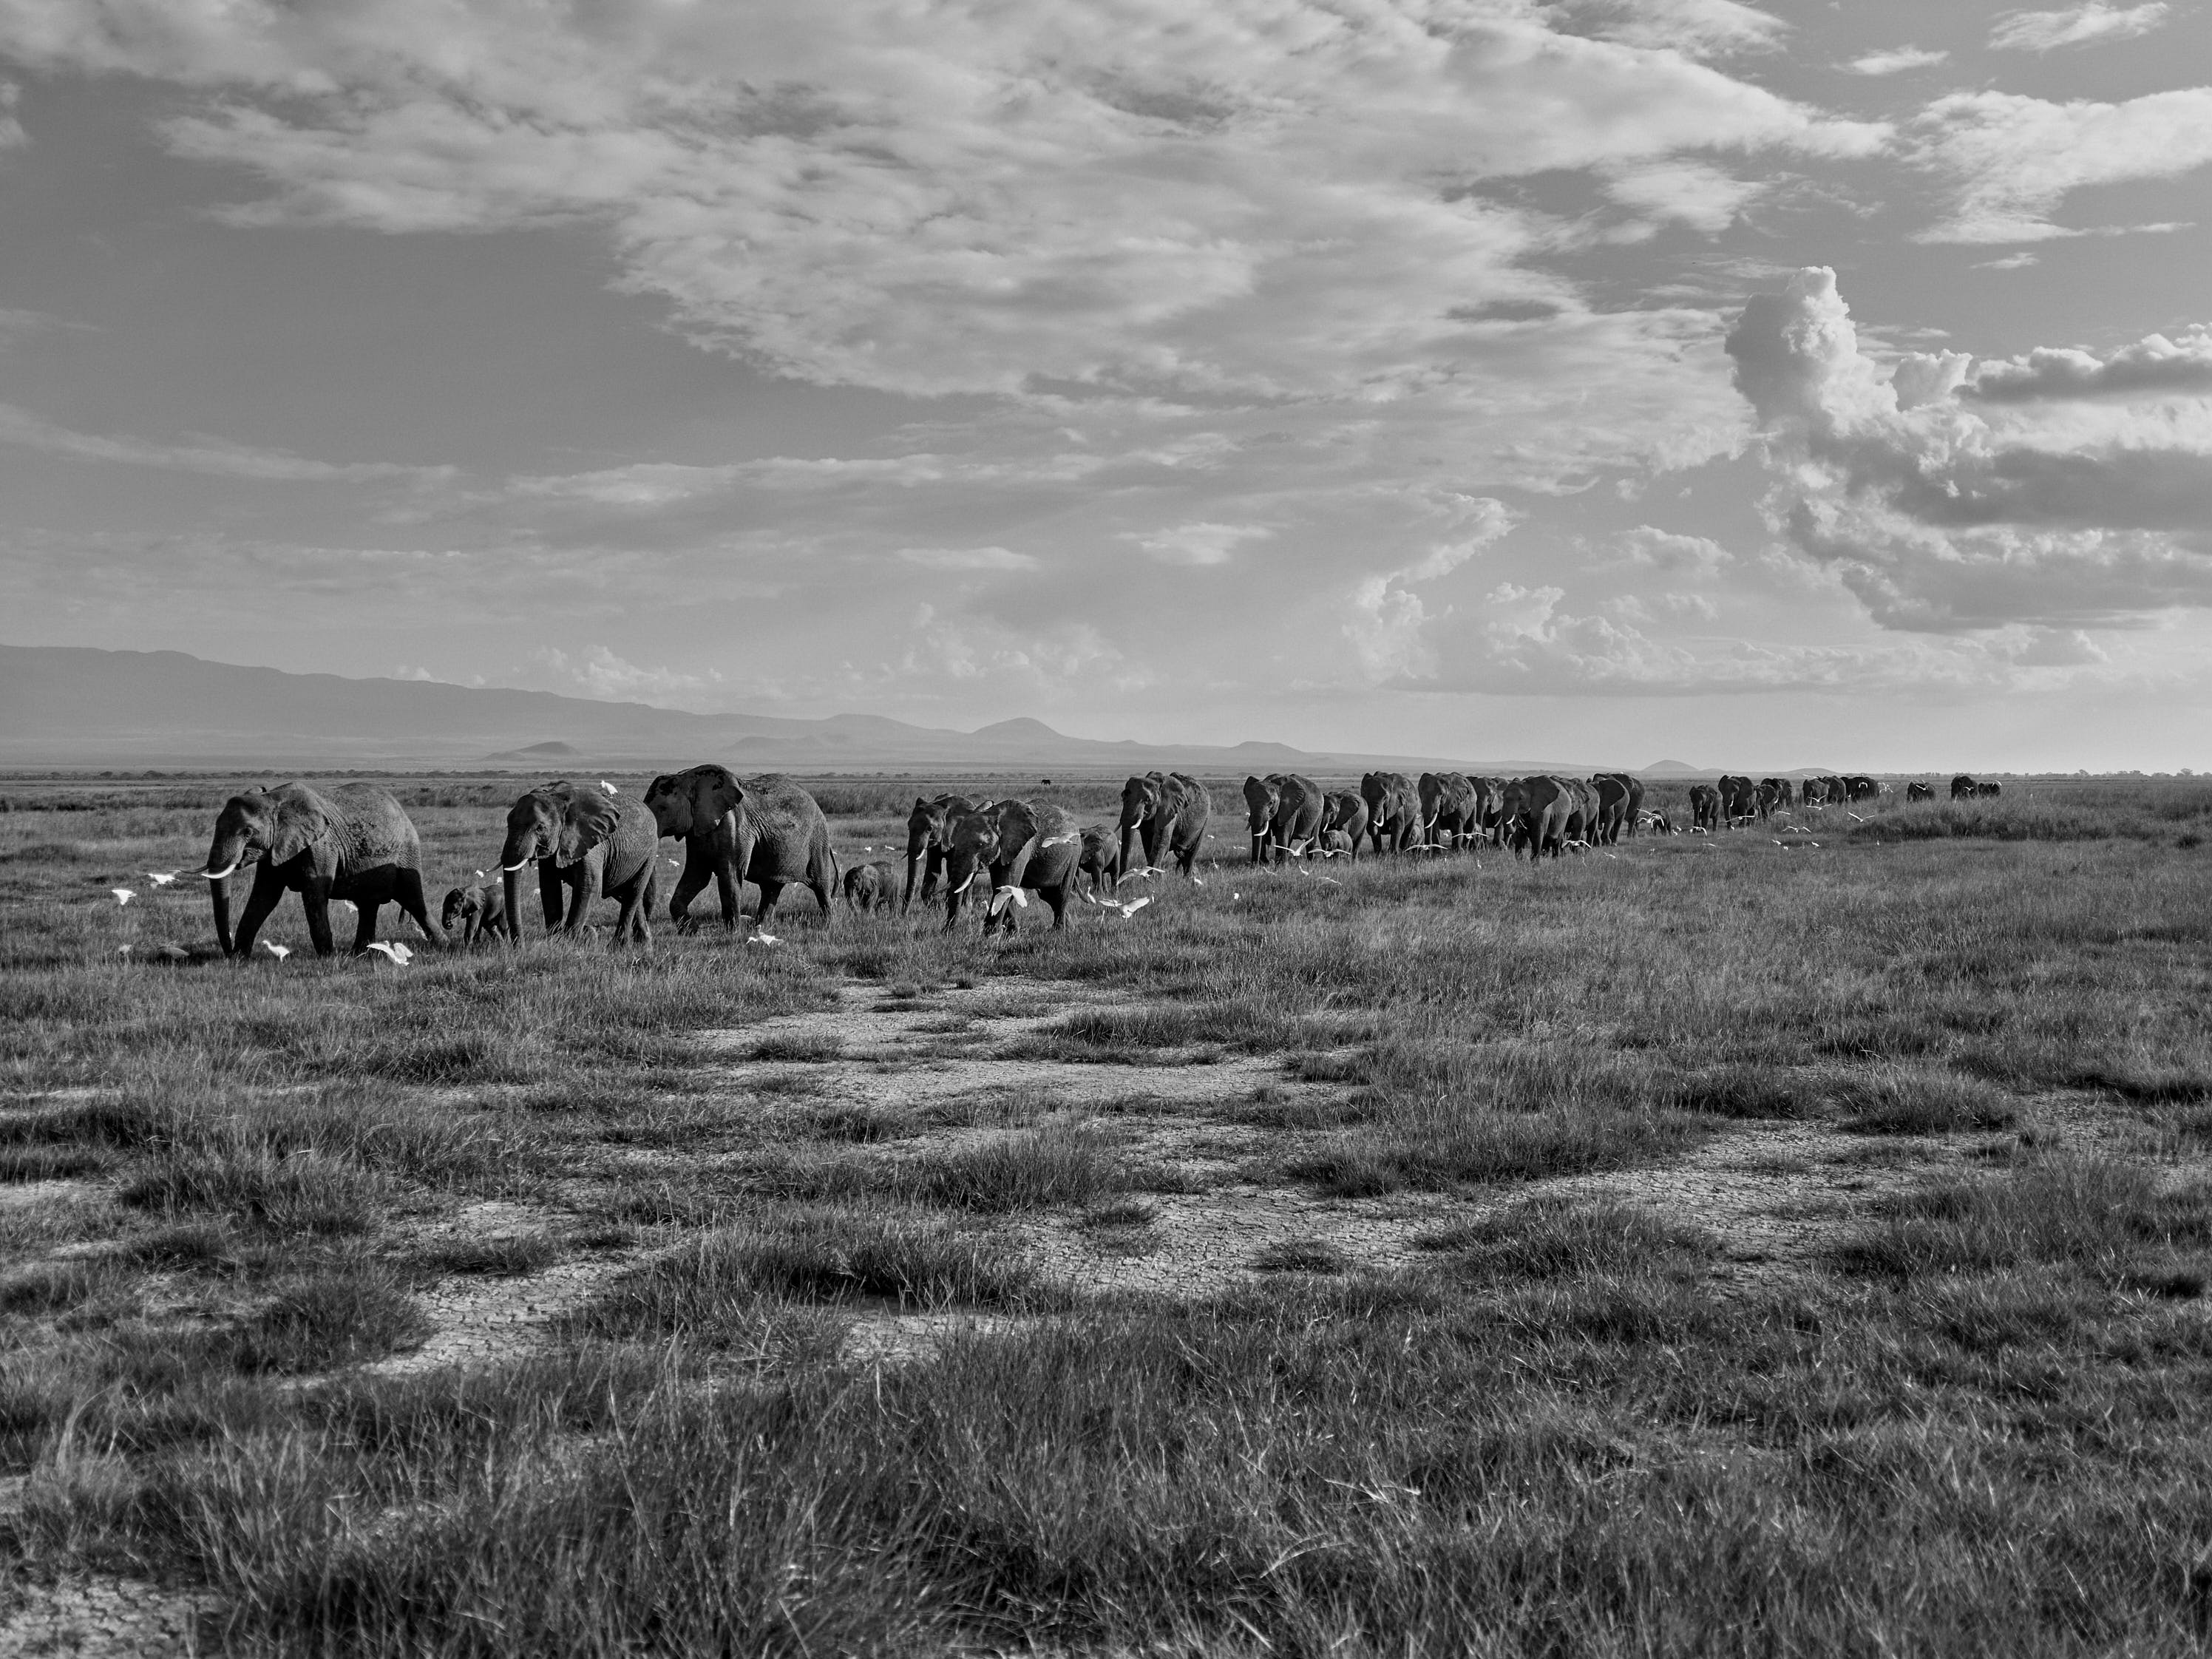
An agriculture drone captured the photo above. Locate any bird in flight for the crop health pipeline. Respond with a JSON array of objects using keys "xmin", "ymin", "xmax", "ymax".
[
  {"xmin": 365, "ymin": 940, "xmax": 413, "ymax": 966},
  {"xmin": 988, "ymin": 886, "xmax": 1029, "ymax": 916},
  {"xmin": 747, "ymin": 932, "xmax": 781, "ymax": 947},
  {"xmin": 145, "ymin": 871, "xmax": 180, "ymax": 887},
  {"xmin": 110, "ymin": 887, "xmax": 135, "ymax": 906}
]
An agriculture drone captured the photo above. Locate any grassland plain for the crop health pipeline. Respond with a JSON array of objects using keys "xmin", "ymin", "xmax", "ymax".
[{"xmin": 3, "ymin": 770, "xmax": 2211, "ymax": 1656}]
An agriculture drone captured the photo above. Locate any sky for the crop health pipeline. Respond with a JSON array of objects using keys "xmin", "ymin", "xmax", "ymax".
[{"xmin": 2, "ymin": 1, "xmax": 2211, "ymax": 772}]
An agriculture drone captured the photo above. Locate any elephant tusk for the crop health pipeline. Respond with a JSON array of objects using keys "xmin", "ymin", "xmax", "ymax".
[
  {"xmin": 198, "ymin": 858, "xmax": 241, "ymax": 881},
  {"xmin": 501, "ymin": 858, "xmax": 534, "ymax": 872}
]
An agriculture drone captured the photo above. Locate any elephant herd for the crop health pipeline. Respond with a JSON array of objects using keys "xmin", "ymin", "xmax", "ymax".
[{"xmin": 188, "ymin": 761, "xmax": 2000, "ymax": 959}]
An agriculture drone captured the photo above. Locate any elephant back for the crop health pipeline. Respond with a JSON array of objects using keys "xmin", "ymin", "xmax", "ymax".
[
  {"xmin": 322, "ymin": 782, "xmax": 425, "ymax": 873},
  {"xmin": 597, "ymin": 798, "xmax": 661, "ymax": 892},
  {"xmin": 739, "ymin": 774, "xmax": 833, "ymax": 883},
  {"xmin": 1024, "ymin": 803, "xmax": 1084, "ymax": 887},
  {"xmin": 1164, "ymin": 773, "xmax": 1210, "ymax": 852}
]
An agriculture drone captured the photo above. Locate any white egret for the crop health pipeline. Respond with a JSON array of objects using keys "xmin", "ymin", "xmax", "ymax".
[
  {"xmin": 110, "ymin": 888, "xmax": 135, "ymax": 906},
  {"xmin": 146, "ymin": 871, "xmax": 180, "ymax": 887},
  {"xmin": 262, "ymin": 941, "xmax": 291, "ymax": 960},
  {"xmin": 365, "ymin": 940, "xmax": 413, "ymax": 966}
]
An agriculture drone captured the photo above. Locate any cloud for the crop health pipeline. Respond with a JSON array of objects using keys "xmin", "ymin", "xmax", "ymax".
[
  {"xmin": 1913, "ymin": 88, "xmax": 2212, "ymax": 243},
  {"xmin": 1602, "ymin": 161, "xmax": 1763, "ymax": 231},
  {"xmin": 531, "ymin": 645, "xmax": 725, "ymax": 705},
  {"xmin": 1973, "ymin": 253, "xmax": 2040, "ymax": 271},
  {"xmin": 0, "ymin": 401, "xmax": 452, "ymax": 482},
  {"xmin": 1989, "ymin": 4, "xmax": 2169, "ymax": 52},
  {"xmin": 895, "ymin": 546, "xmax": 1039, "ymax": 571},
  {"xmin": 1965, "ymin": 328, "xmax": 2212, "ymax": 402},
  {"xmin": 0, "ymin": 79, "xmax": 22, "ymax": 148},
  {"xmin": 0, "ymin": 0, "xmax": 1879, "ymax": 422},
  {"xmin": 1725, "ymin": 265, "xmax": 2212, "ymax": 631},
  {"xmin": 1618, "ymin": 525, "xmax": 1733, "ymax": 575},
  {"xmin": 1843, "ymin": 47, "xmax": 1949, "ymax": 75},
  {"xmin": 1124, "ymin": 522, "xmax": 1272, "ymax": 568}
]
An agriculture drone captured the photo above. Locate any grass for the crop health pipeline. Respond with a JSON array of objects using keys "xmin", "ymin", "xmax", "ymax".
[{"xmin": 8, "ymin": 772, "xmax": 2212, "ymax": 1652}]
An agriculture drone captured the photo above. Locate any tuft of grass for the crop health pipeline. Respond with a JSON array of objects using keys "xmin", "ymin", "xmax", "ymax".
[
  {"xmin": 227, "ymin": 1270, "xmax": 430, "ymax": 1374},
  {"xmin": 409, "ymin": 1234, "xmax": 561, "ymax": 1278},
  {"xmin": 1, "ymin": 1258, "xmax": 125, "ymax": 1316},
  {"xmin": 1417, "ymin": 1197, "xmax": 1714, "ymax": 1283},
  {"xmin": 1286, "ymin": 1092, "xmax": 1700, "ymax": 1195},
  {"xmin": 747, "ymin": 1031, "xmax": 844, "ymax": 1064},
  {"xmin": 907, "ymin": 1119, "xmax": 1122, "ymax": 1212},
  {"xmin": 0, "ymin": 1143, "xmax": 111, "ymax": 1181},
  {"xmin": 1078, "ymin": 1198, "xmax": 1157, "ymax": 1229},
  {"xmin": 121, "ymin": 1148, "xmax": 386, "ymax": 1235},
  {"xmin": 1668, "ymin": 1065, "xmax": 1827, "ymax": 1121},
  {"xmin": 1833, "ymin": 1157, "xmax": 2212, "ymax": 1278},
  {"xmin": 1251, "ymin": 1238, "xmax": 1347, "ymax": 1274},
  {"xmin": 1841, "ymin": 1066, "xmax": 2017, "ymax": 1135}
]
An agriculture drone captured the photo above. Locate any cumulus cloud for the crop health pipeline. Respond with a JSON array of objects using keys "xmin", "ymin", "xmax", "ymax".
[
  {"xmin": 1541, "ymin": 0, "xmax": 1786, "ymax": 58},
  {"xmin": 1966, "ymin": 328, "xmax": 2212, "ymax": 402},
  {"xmin": 1843, "ymin": 47, "xmax": 1949, "ymax": 75},
  {"xmin": 1124, "ymin": 523, "xmax": 1272, "ymax": 568},
  {"xmin": 1602, "ymin": 162, "xmax": 1763, "ymax": 231},
  {"xmin": 1989, "ymin": 3, "xmax": 2169, "ymax": 52},
  {"xmin": 1618, "ymin": 525, "xmax": 1733, "ymax": 575},
  {"xmin": 1913, "ymin": 88, "xmax": 2212, "ymax": 243},
  {"xmin": 1725, "ymin": 265, "xmax": 2212, "ymax": 631}
]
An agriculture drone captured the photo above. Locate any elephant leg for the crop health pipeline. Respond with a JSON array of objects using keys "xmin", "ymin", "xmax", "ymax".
[
  {"xmin": 667, "ymin": 857, "xmax": 712, "ymax": 931},
  {"xmin": 395, "ymin": 869, "xmax": 444, "ymax": 946},
  {"xmin": 755, "ymin": 879, "xmax": 786, "ymax": 929},
  {"xmin": 234, "ymin": 865, "xmax": 290, "ymax": 959},
  {"xmin": 713, "ymin": 860, "xmax": 742, "ymax": 931},
  {"xmin": 562, "ymin": 872, "xmax": 595, "ymax": 934},
  {"xmin": 351, "ymin": 900, "xmax": 381, "ymax": 955},
  {"xmin": 1044, "ymin": 883, "xmax": 1068, "ymax": 930},
  {"xmin": 539, "ymin": 864, "xmax": 565, "ymax": 932}
]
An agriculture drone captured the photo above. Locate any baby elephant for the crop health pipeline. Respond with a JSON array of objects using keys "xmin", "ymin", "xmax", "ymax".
[
  {"xmin": 441, "ymin": 882, "xmax": 507, "ymax": 947},
  {"xmin": 842, "ymin": 861, "xmax": 898, "ymax": 916}
]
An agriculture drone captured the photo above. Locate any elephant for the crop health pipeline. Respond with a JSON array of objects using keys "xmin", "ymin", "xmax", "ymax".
[
  {"xmin": 1689, "ymin": 784, "xmax": 1721, "ymax": 833},
  {"xmin": 1317, "ymin": 828, "xmax": 1357, "ymax": 858},
  {"xmin": 942, "ymin": 798, "xmax": 1082, "ymax": 934},
  {"xmin": 1907, "ymin": 781, "xmax": 1935, "ymax": 802},
  {"xmin": 1590, "ymin": 772, "xmax": 1644, "ymax": 840},
  {"xmin": 499, "ymin": 781, "xmax": 659, "ymax": 947},
  {"xmin": 1758, "ymin": 777, "xmax": 1794, "ymax": 819},
  {"xmin": 1499, "ymin": 776, "xmax": 1573, "ymax": 860},
  {"xmin": 441, "ymin": 881, "xmax": 507, "ymax": 947},
  {"xmin": 1818, "ymin": 775, "xmax": 1848, "ymax": 809},
  {"xmin": 1717, "ymin": 775, "xmax": 1757, "ymax": 828},
  {"xmin": 200, "ymin": 781, "xmax": 444, "ymax": 960},
  {"xmin": 1951, "ymin": 774, "xmax": 1978, "ymax": 801},
  {"xmin": 1844, "ymin": 775, "xmax": 1879, "ymax": 802},
  {"xmin": 1320, "ymin": 790, "xmax": 1371, "ymax": 860},
  {"xmin": 1419, "ymin": 771, "xmax": 1479, "ymax": 849},
  {"xmin": 1243, "ymin": 773, "xmax": 1327, "ymax": 864},
  {"xmin": 1800, "ymin": 777, "xmax": 1829, "ymax": 810},
  {"xmin": 1589, "ymin": 775, "xmax": 1632, "ymax": 845},
  {"xmin": 842, "ymin": 861, "xmax": 898, "ymax": 916},
  {"xmin": 1116, "ymin": 772, "xmax": 1211, "ymax": 879},
  {"xmin": 643, "ymin": 767, "xmax": 837, "ymax": 932},
  {"xmin": 903, "ymin": 793, "xmax": 991, "ymax": 912},
  {"xmin": 1978, "ymin": 780, "xmax": 2004, "ymax": 798},
  {"xmin": 1470, "ymin": 776, "xmax": 1510, "ymax": 844},
  {"xmin": 1560, "ymin": 776, "xmax": 1601, "ymax": 846},
  {"xmin": 1360, "ymin": 771, "xmax": 1424, "ymax": 855},
  {"xmin": 1078, "ymin": 825, "xmax": 1122, "ymax": 897}
]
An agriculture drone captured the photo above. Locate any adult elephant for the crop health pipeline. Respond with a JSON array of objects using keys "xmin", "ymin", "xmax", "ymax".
[
  {"xmin": 1589, "ymin": 775, "xmax": 1632, "ymax": 845},
  {"xmin": 499, "ymin": 781, "xmax": 658, "ymax": 948},
  {"xmin": 901, "ymin": 793, "xmax": 989, "ymax": 913},
  {"xmin": 1470, "ymin": 776, "xmax": 1510, "ymax": 844},
  {"xmin": 1843, "ymin": 774, "xmax": 1878, "ymax": 802},
  {"xmin": 1800, "ymin": 777, "xmax": 1828, "ymax": 810},
  {"xmin": 1978, "ymin": 780, "xmax": 2004, "ymax": 798},
  {"xmin": 1419, "ymin": 771, "xmax": 1479, "ymax": 849},
  {"xmin": 1689, "ymin": 784, "xmax": 1721, "ymax": 833},
  {"xmin": 1819, "ymin": 775, "xmax": 1848, "ymax": 809},
  {"xmin": 1116, "ymin": 771, "xmax": 1211, "ymax": 879},
  {"xmin": 1500, "ymin": 776, "xmax": 1573, "ymax": 860},
  {"xmin": 1243, "ymin": 773, "xmax": 1326, "ymax": 864},
  {"xmin": 1320, "ymin": 790, "xmax": 1371, "ymax": 861},
  {"xmin": 1717, "ymin": 775, "xmax": 1757, "ymax": 828},
  {"xmin": 201, "ymin": 781, "xmax": 444, "ymax": 960},
  {"xmin": 1906, "ymin": 781, "xmax": 1935, "ymax": 802},
  {"xmin": 1360, "ymin": 771, "xmax": 1424, "ymax": 855},
  {"xmin": 642, "ymin": 766, "xmax": 836, "ymax": 932},
  {"xmin": 1951, "ymin": 774, "xmax": 1977, "ymax": 801},
  {"xmin": 1592, "ymin": 772, "xmax": 1643, "ymax": 840},
  {"xmin": 943, "ymin": 798, "xmax": 1081, "ymax": 934}
]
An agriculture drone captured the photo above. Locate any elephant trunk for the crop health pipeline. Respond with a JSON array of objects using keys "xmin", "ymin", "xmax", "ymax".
[
  {"xmin": 502, "ymin": 864, "xmax": 526, "ymax": 943},
  {"xmin": 203, "ymin": 831, "xmax": 249, "ymax": 956},
  {"xmin": 1119, "ymin": 819, "xmax": 1143, "ymax": 880},
  {"xmin": 903, "ymin": 843, "xmax": 925, "ymax": 914},
  {"xmin": 208, "ymin": 873, "xmax": 233, "ymax": 957}
]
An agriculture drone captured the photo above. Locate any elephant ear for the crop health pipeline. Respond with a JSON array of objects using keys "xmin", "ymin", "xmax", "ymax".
[
  {"xmin": 685, "ymin": 766, "xmax": 744, "ymax": 832},
  {"xmin": 268, "ymin": 790, "xmax": 333, "ymax": 866},
  {"xmin": 557, "ymin": 788, "xmax": 623, "ymax": 866}
]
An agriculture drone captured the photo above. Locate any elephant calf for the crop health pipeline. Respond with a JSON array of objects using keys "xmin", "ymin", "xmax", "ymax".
[
  {"xmin": 441, "ymin": 882, "xmax": 507, "ymax": 946},
  {"xmin": 842, "ymin": 861, "xmax": 897, "ymax": 915}
]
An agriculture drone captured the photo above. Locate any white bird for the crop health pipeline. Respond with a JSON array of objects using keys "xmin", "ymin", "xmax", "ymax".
[
  {"xmin": 599, "ymin": 780, "xmax": 619, "ymax": 795},
  {"xmin": 117, "ymin": 943, "xmax": 132, "ymax": 957},
  {"xmin": 1039, "ymin": 832, "xmax": 1079, "ymax": 849},
  {"xmin": 475, "ymin": 869, "xmax": 486, "ymax": 880},
  {"xmin": 861, "ymin": 846, "xmax": 872, "ymax": 852},
  {"xmin": 668, "ymin": 858, "xmax": 682, "ymax": 868},
  {"xmin": 1096, "ymin": 895, "xmax": 1152, "ymax": 920},
  {"xmin": 1119, "ymin": 867, "xmax": 1167, "ymax": 884},
  {"xmin": 1190, "ymin": 875, "xmax": 1204, "ymax": 887},
  {"xmin": 110, "ymin": 888, "xmax": 135, "ymax": 907},
  {"xmin": 1315, "ymin": 875, "xmax": 1340, "ymax": 886},
  {"xmin": 145, "ymin": 871, "xmax": 180, "ymax": 887},
  {"xmin": 988, "ymin": 886, "xmax": 1029, "ymax": 916},
  {"xmin": 364, "ymin": 941, "xmax": 413, "ymax": 966},
  {"xmin": 747, "ymin": 932, "xmax": 781, "ymax": 947},
  {"xmin": 1848, "ymin": 812, "xmax": 1865, "ymax": 823},
  {"xmin": 331, "ymin": 899, "xmax": 356, "ymax": 915},
  {"xmin": 1230, "ymin": 892, "xmax": 1241, "ymax": 901},
  {"xmin": 262, "ymin": 941, "xmax": 291, "ymax": 960}
]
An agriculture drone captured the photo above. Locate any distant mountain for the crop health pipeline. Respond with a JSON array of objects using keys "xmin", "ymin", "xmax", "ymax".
[{"xmin": 2, "ymin": 645, "xmax": 1605, "ymax": 776}]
